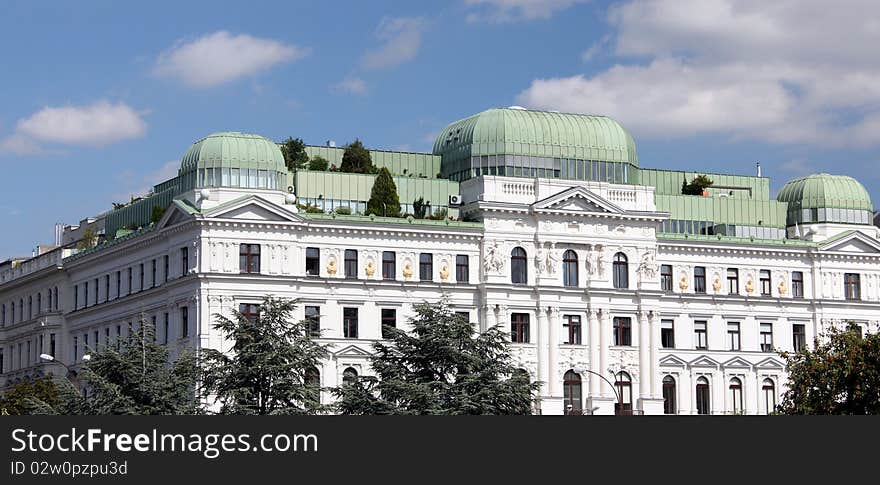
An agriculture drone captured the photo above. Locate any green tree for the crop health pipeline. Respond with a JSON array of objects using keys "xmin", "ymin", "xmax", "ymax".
[
  {"xmin": 332, "ymin": 298, "xmax": 540, "ymax": 415},
  {"xmin": 778, "ymin": 323, "xmax": 880, "ymax": 414},
  {"xmin": 150, "ymin": 205, "xmax": 166, "ymax": 224},
  {"xmin": 340, "ymin": 139, "xmax": 373, "ymax": 173},
  {"xmin": 413, "ymin": 197, "xmax": 427, "ymax": 219},
  {"xmin": 75, "ymin": 228, "xmax": 98, "ymax": 250},
  {"xmin": 366, "ymin": 167, "xmax": 401, "ymax": 217},
  {"xmin": 30, "ymin": 321, "xmax": 200, "ymax": 415},
  {"xmin": 681, "ymin": 174, "xmax": 714, "ymax": 195},
  {"xmin": 308, "ymin": 156, "xmax": 330, "ymax": 171},
  {"xmin": 0, "ymin": 377, "xmax": 61, "ymax": 415},
  {"xmin": 200, "ymin": 296, "xmax": 330, "ymax": 415},
  {"xmin": 280, "ymin": 137, "xmax": 309, "ymax": 172}
]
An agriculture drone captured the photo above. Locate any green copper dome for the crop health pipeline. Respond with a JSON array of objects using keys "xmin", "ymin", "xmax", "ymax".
[
  {"xmin": 433, "ymin": 107, "xmax": 638, "ymax": 182},
  {"xmin": 777, "ymin": 173, "xmax": 873, "ymax": 226},
  {"xmin": 180, "ymin": 132, "xmax": 286, "ymax": 175}
]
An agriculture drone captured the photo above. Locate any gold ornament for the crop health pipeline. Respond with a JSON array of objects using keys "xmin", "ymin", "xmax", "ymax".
[
  {"xmin": 679, "ymin": 275, "xmax": 689, "ymax": 291},
  {"xmin": 440, "ymin": 265, "xmax": 449, "ymax": 281},
  {"xmin": 365, "ymin": 261, "xmax": 375, "ymax": 277},
  {"xmin": 326, "ymin": 258, "xmax": 337, "ymax": 276},
  {"xmin": 712, "ymin": 277, "xmax": 722, "ymax": 293},
  {"xmin": 778, "ymin": 279, "xmax": 787, "ymax": 296},
  {"xmin": 746, "ymin": 279, "xmax": 754, "ymax": 294},
  {"xmin": 403, "ymin": 263, "xmax": 413, "ymax": 279}
]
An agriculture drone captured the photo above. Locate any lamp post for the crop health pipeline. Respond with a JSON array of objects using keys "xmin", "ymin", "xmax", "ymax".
[
  {"xmin": 573, "ymin": 366, "xmax": 624, "ymax": 415},
  {"xmin": 40, "ymin": 354, "xmax": 90, "ymax": 393}
]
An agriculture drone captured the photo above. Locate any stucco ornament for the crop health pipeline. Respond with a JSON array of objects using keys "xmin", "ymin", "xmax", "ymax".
[
  {"xmin": 403, "ymin": 262, "xmax": 413, "ymax": 279},
  {"xmin": 712, "ymin": 275, "xmax": 722, "ymax": 293},
  {"xmin": 637, "ymin": 250, "xmax": 657, "ymax": 280},
  {"xmin": 483, "ymin": 239, "xmax": 505, "ymax": 274},
  {"xmin": 547, "ymin": 243, "xmax": 559, "ymax": 275},
  {"xmin": 440, "ymin": 264, "xmax": 450, "ymax": 281},
  {"xmin": 778, "ymin": 278, "xmax": 787, "ymax": 296},
  {"xmin": 535, "ymin": 244, "xmax": 547, "ymax": 275},
  {"xmin": 595, "ymin": 245, "xmax": 607, "ymax": 278},
  {"xmin": 365, "ymin": 260, "xmax": 375, "ymax": 277},
  {"xmin": 586, "ymin": 245, "xmax": 598, "ymax": 276},
  {"xmin": 326, "ymin": 257, "xmax": 337, "ymax": 276},
  {"xmin": 746, "ymin": 278, "xmax": 755, "ymax": 294},
  {"xmin": 679, "ymin": 273, "xmax": 689, "ymax": 291}
]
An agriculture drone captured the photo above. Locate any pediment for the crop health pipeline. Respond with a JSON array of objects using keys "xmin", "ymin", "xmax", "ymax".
[
  {"xmin": 659, "ymin": 355, "xmax": 688, "ymax": 368},
  {"xmin": 754, "ymin": 357, "xmax": 785, "ymax": 370},
  {"xmin": 532, "ymin": 186, "xmax": 624, "ymax": 214},
  {"xmin": 333, "ymin": 345, "xmax": 373, "ymax": 358},
  {"xmin": 204, "ymin": 196, "xmax": 302, "ymax": 223},
  {"xmin": 688, "ymin": 355, "xmax": 720, "ymax": 369},
  {"xmin": 155, "ymin": 199, "xmax": 199, "ymax": 230},
  {"xmin": 721, "ymin": 356, "xmax": 753, "ymax": 369},
  {"xmin": 819, "ymin": 231, "xmax": 880, "ymax": 254}
]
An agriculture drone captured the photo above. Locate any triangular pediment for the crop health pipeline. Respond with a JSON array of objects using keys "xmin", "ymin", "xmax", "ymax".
[
  {"xmin": 755, "ymin": 357, "xmax": 785, "ymax": 370},
  {"xmin": 204, "ymin": 195, "xmax": 303, "ymax": 223},
  {"xmin": 819, "ymin": 231, "xmax": 880, "ymax": 254},
  {"xmin": 722, "ymin": 356, "xmax": 753, "ymax": 369},
  {"xmin": 659, "ymin": 355, "xmax": 688, "ymax": 368},
  {"xmin": 155, "ymin": 199, "xmax": 199, "ymax": 230},
  {"xmin": 532, "ymin": 186, "xmax": 625, "ymax": 214},
  {"xmin": 333, "ymin": 345, "xmax": 372, "ymax": 358},
  {"xmin": 689, "ymin": 355, "xmax": 720, "ymax": 369}
]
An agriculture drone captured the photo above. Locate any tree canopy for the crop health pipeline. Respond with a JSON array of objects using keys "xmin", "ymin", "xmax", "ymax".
[
  {"xmin": 340, "ymin": 139, "xmax": 373, "ymax": 174},
  {"xmin": 366, "ymin": 167, "xmax": 401, "ymax": 217},
  {"xmin": 0, "ymin": 377, "xmax": 61, "ymax": 415},
  {"xmin": 681, "ymin": 174, "xmax": 714, "ymax": 195},
  {"xmin": 779, "ymin": 323, "xmax": 880, "ymax": 414},
  {"xmin": 332, "ymin": 298, "xmax": 540, "ymax": 414},
  {"xmin": 308, "ymin": 155, "xmax": 330, "ymax": 171},
  {"xmin": 281, "ymin": 137, "xmax": 309, "ymax": 171}
]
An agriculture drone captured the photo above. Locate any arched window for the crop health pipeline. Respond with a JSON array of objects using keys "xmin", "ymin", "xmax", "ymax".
[
  {"xmin": 613, "ymin": 252, "xmax": 629, "ymax": 289},
  {"xmin": 696, "ymin": 377, "xmax": 710, "ymax": 415},
  {"xmin": 663, "ymin": 375, "xmax": 677, "ymax": 415},
  {"xmin": 762, "ymin": 378, "xmax": 776, "ymax": 415},
  {"xmin": 36, "ymin": 293, "xmax": 42, "ymax": 315},
  {"xmin": 729, "ymin": 377, "xmax": 743, "ymax": 414},
  {"xmin": 511, "ymin": 247, "xmax": 527, "ymax": 285},
  {"xmin": 305, "ymin": 366, "xmax": 320, "ymax": 388},
  {"xmin": 563, "ymin": 370, "xmax": 582, "ymax": 415},
  {"xmin": 562, "ymin": 250, "xmax": 578, "ymax": 287},
  {"xmin": 342, "ymin": 367, "xmax": 358, "ymax": 386},
  {"xmin": 614, "ymin": 372, "xmax": 633, "ymax": 415}
]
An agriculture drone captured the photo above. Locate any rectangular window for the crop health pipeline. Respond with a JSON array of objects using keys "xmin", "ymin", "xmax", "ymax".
[
  {"xmin": 73, "ymin": 336, "xmax": 78, "ymax": 361},
  {"xmin": 844, "ymin": 273, "xmax": 861, "ymax": 300},
  {"xmin": 104, "ymin": 275, "xmax": 110, "ymax": 302},
  {"xmin": 382, "ymin": 251, "xmax": 396, "ymax": 280},
  {"xmin": 180, "ymin": 307, "xmax": 188, "ymax": 338},
  {"xmin": 181, "ymin": 247, "xmax": 189, "ymax": 276},
  {"xmin": 563, "ymin": 315, "xmax": 581, "ymax": 345},
  {"xmin": 305, "ymin": 306, "xmax": 321, "ymax": 338},
  {"xmin": 694, "ymin": 266, "xmax": 706, "ymax": 294},
  {"xmin": 760, "ymin": 323, "xmax": 774, "ymax": 352},
  {"xmin": 49, "ymin": 333, "xmax": 56, "ymax": 357},
  {"xmin": 344, "ymin": 249, "xmax": 358, "ymax": 279},
  {"xmin": 613, "ymin": 317, "xmax": 632, "ymax": 346},
  {"xmin": 727, "ymin": 322, "xmax": 741, "ymax": 351},
  {"xmin": 83, "ymin": 283, "xmax": 88, "ymax": 308},
  {"xmin": 381, "ymin": 308, "xmax": 396, "ymax": 339},
  {"xmin": 164, "ymin": 255, "xmax": 169, "ymax": 283},
  {"xmin": 343, "ymin": 307, "xmax": 358, "ymax": 339},
  {"xmin": 239, "ymin": 303, "xmax": 260, "ymax": 323},
  {"xmin": 127, "ymin": 267, "xmax": 133, "ymax": 295},
  {"xmin": 661, "ymin": 320, "xmax": 675, "ymax": 348},
  {"xmin": 139, "ymin": 263, "xmax": 144, "ymax": 291},
  {"xmin": 694, "ymin": 321, "xmax": 708, "ymax": 349},
  {"xmin": 792, "ymin": 324, "xmax": 806, "ymax": 351},
  {"xmin": 419, "ymin": 253, "xmax": 433, "ymax": 281},
  {"xmin": 116, "ymin": 271, "xmax": 121, "ymax": 298},
  {"xmin": 727, "ymin": 268, "xmax": 739, "ymax": 294},
  {"xmin": 163, "ymin": 313, "xmax": 169, "ymax": 345},
  {"xmin": 305, "ymin": 247, "xmax": 320, "ymax": 276},
  {"xmin": 240, "ymin": 244, "xmax": 261, "ymax": 274},
  {"xmin": 792, "ymin": 271, "xmax": 804, "ymax": 298},
  {"xmin": 151, "ymin": 259, "xmax": 157, "ymax": 288},
  {"xmin": 456, "ymin": 255, "xmax": 469, "ymax": 283},
  {"xmin": 510, "ymin": 313, "xmax": 530, "ymax": 343},
  {"xmin": 150, "ymin": 316, "xmax": 156, "ymax": 341},
  {"xmin": 660, "ymin": 265, "xmax": 673, "ymax": 292},
  {"xmin": 760, "ymin": 269, "xmax": 771, "ymax": 296}
]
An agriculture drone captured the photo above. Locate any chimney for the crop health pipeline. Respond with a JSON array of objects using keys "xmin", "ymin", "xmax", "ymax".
[
  {"xmin": 756, "ymin": 162, "xmax": 762, "ymax": 177},
  {"xmin": 326, "ymin": 140, "xmax": 336, "ymax": 148}
]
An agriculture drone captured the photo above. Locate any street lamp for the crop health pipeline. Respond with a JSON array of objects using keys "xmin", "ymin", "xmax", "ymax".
[
  {"xmin": 40, "ymin": 354, "xmax": 90, "ymax": 392},
  {"xmin": 573, "ymin": 365, "xmax": 624, "ymax": 415}
]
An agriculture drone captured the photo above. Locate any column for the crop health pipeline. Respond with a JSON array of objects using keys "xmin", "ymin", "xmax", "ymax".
[
  {"xmin": 483, "ymin": 304, "xmax": 496, "ymax": 332},
  {"xmin": 588, "ymin": 308, "xmax": 600, "ymax": 397},
  {"xmin": 649, "ymin": 311, "xmax": 661, "ymax": 398},
  {"xmin": 599, "ymin": 309, "xmax": 610, "ymax": 398},
  {"xmin": 638, "ymin": 310, "xmax": 650, "ymax": 400},
  {"xmin": 547, "ymin": 306, "xmax": 560, "ymax": 397},
  {"xmin": 536, "ymin": 306, "xmax": 548, "ymax": 398}
]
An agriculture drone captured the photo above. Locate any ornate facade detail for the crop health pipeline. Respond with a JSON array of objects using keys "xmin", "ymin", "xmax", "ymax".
[
  {"xmin": 483, "ymin": 239, "xmax": 506, "ymax": 274},
  {"xmin": 712, "ymin": 274, "xmax": 722, "ymax": 293},
  {"xmin": 608, "ymin": 349, "xmax": 639, "ymax": 381},
  {"xmin": 637, "ymin": 249, "xmax": 657, "ymax": 280},
  {"xmin": 679, "ymin": 271, "xmax": 689, "ymax": 291},
  {"xmin": 326, "ymin": 256, "xmax": 338, "ymax": 276}
]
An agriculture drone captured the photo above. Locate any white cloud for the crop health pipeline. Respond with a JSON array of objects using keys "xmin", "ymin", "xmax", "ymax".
[
  {"xmin": 515, "ymin": 0, "xmax": 880, "ymax": 146},
  {"xmin": 361, "ymin": 17, "xmax": 426, "ymax": 70},
  {"xmin": 115, "ymin": 159, "xmax": 180, "ymax": 201},
  {"xmin": 332, "ymin": 77, "xmax": 368, "ymax": 95},
  {"xmin": 1, "ymin": 101, "xmax": 147, "ymax": 155},
  {"xmin": 154, "ymin": 31, "xmax": 309, "ymax": 88},
  {"xmin": 465, "ymin": 0, "xmax": 588, "ymax": 23}
]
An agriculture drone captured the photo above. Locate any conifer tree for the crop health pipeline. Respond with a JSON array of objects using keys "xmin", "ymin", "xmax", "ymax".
[
  {"xmin": 340, "ymin": 139, "xmax": 373, "ymax": 173},
  {"xmin": 366, "ymin": 167, "xmax": 401, "ymax": 217}
]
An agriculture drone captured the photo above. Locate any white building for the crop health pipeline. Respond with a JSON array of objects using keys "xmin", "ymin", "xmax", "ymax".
[{"xmin": 2, "ymin": 108, "xmax": 879, "ymax": 415}]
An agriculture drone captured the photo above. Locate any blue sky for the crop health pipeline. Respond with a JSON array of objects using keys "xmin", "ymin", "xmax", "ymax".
[{"xmin": 2, "ymin": 0, "xmax": 879, "ymax": 257}]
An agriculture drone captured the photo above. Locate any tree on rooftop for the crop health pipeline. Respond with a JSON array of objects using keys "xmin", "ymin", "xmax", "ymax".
[
  {"xmin": 332, "ymin": 298, "xmax": 540, "ymax": 415},
  {"xmin": 682, "ymin": 174, "xmax": 714, "ymax": 195},
  {"xmin": 281, "ymin": 137, "xmax": 309, "ymax": 172},
  {"xmin": 366, "ymin": 167, "xmax": 401, "ymax": 217},
  {"xmin": 413, "ymin": 197, "xmax": 427, "ymax": 219},
  {"xmin": 340, "ymin": 139, "xmax": 373, "ymax": 174},
  {"xmin": 308, "ymin": 156, "xmax": 330, "ymax": 171},
  {"xmin": 150, "ymin": 205, "xmax": 166, "ymax": 224}
]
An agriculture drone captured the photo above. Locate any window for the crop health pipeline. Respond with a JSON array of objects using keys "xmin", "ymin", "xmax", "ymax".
[
  {"xmin": 613, "ymin": 317, "xmax": 632, "ymax": 346},
  {"xmin": 128, "ymin": 267, "xmax": 133, "ymax": 294},
  {"xmin": 343, "ymin": 308, "xmax": 358, "ymax": 338},
  {"xmin": 305, "ymin": 366, "xmax": 320, "ymax": 390},
  {"xmin": 792, "ymin": 271, "xmax": 804, "ymax": 298},
  {"xmin": 180, "ymin": 247, "xmax": 189, "ymax": 276},
  {"xmin": 419, "ymin": 253, "xmax": 433, "ymax": 281},
  {"xmin": 695, "ymin": 377, "xmax": 711, "ymax": 415},
  {"xmin": 342, "ymin": 367, "xmax": 358, "ymax": 386},
  {"xmin": 510, "ymin": 313, "xmax": 530, "ymax": 343},
  {"xmin": 511, "ymin": 247, "xmax": 527, "ymax": 284},
  {"xmin": 663, "ymin": 376, "xmax": 677, "ymax": 414},
  {"xmin": 563, "ymin": 315, "xmax": 581, "ymax": 345},
  {"xmin": 762, "ymin": 379, "xmax": 776, "ymax": 414},
  {"xmin": 612, "ymin": 253, "xmax": 629, "ymax": 289},
  {"xmin": 239, "ymin": 303, "xmax": 260, "ymax": 323},
  {"xmin": 49, "ymin": 333, "xmax": 56, "ymax": 357},
  {"xmin": 28, "ymin": 296, "xmax": 33, "ymax": 318},
  {"xmin": 729, "ymin": 378, "xmax": 743, "ymax": 414},
  {"xmin": 760, "ymin": 323, "xmax": 773, "ymax": 352},
  {"xmin": 115, "ymin": 271, "xmax": 121, "ymax": 298},
  {"xmin": 381, "ymin": 309, "xmax": 396, "ymax": 339},
  {"xmin": 163, "ymin": 313, "xmax": 169, "ymax": 345},
  {"xmin": 660, "ymin": 264, "xmax": 673, "ymax": 292},
  {"xmin": 53, "ymin": 287, "xmax": 58, "ymax": 310},
  {"xmin": 180, "ymin": 307, "xmax": 189, "ymax": 338},
  {"xmin": 37, "ymin": 293, "xmax": 42, "ymax": 314},
  {"xmin": 83, "ymin": 283, "xmax": 88, "ymax": 308},
  {"xmin": 694, "ymin": 266, "xmax": 706, "ymax": 294},
  {"xmin": 240, "ymin": 244, "xmax": 261, "ymax": 274},
  {"xmin": 727, "ymin": 322, "xmax": 740, "ymax": 351},
  {"xmin": 563, "ymin": 370, "xmax": 582, "ymax": 415},
  {"xmin": 454, "ymin": 311, "xmax": 470, "ymax": 323},
  {"xmin": 562, "ymin": 250, "xmax": 578, "ymax": 287},
  {"xmin": 614, "ymin": 372, "xmax": 633, "ymax": 415},
  {"xmin": 305, "ymin": 247, "xmax": 320, "ymax": 276},
  {"xmin": 844, "ymin": 273, "xmax": 861, "ymax": 300},
  {"xmin": 164, "ymin": 255, "xmax": 169, "ymax": 283},
  {"xmin": 305, "ymin": 306, "xmax": 321, "ymax": 338},
  {"xmin": 1, "ymin": 304, "xmax": 4, "ymax": 325},
  {"xmin": 456, "ymin": 255, "xmax": 469, "ymax": 283},
  {"xmin": 73, "ymin": 336, "xmax": 78, "ymax": 361},
  {"xmin": 382, "ymin": 251, "xmax": 396, "ymax": 280},
  {"xmin": 792, "ymin": 324, "xmax": 806, "ymax": 351},
  {"xmin": 661, "ymin": 320, "xmax": 675, "ymax": 348},
  {"xmin": 727, "ymin": 268, "xmax": 739, "ymax": 294},
  {"xmin": 694, "ymin": 321, "xmax": 708, "ymax": 349},
  {"xmin": 344, "ymin": 250, "xmax": 358, "ymax": 279},
  {"xmin": 760, "ymin": 270, "xmax": 771, "ymax": 296},
  {"xmin": 151, "ymin": 259, "xmax": 157, "ymax": 288},
  {"xmin": 139, "ymin": 263, "xmax": 144, "ymax": 291},
  {"xmin": 104, "ymin": 275, "xmax": 109, "ymax": 302}
]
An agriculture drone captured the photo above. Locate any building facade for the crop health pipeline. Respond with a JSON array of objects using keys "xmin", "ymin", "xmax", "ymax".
[{"xmin": 2, "ymin": 107, "xmax": 879, "ymax": 415}]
